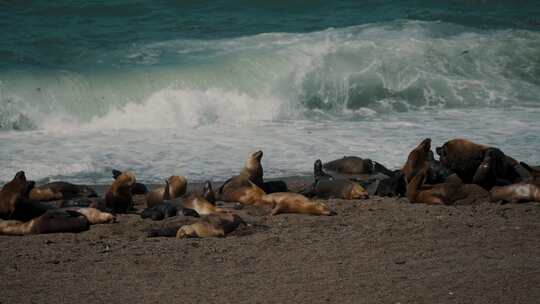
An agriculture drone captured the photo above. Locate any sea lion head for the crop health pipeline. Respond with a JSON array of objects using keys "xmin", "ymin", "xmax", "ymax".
[
  {"xmin": 349, "ymin": 183, "xmax": 369, "ymax": 199},
  {"xmin": 14, "ymin": 171, "xmax": 26, "ymax": 184},
  {"xmin": 203, "ymin": 180, "xmax": 215, "ymax": 203},
  {"xmin": 111, "ymin": 169, "xmax": 122, "ymax": 180},
  {"xmin": 176, "ymin": 225, "xmax": 196, "ymax": 238},
  {"xmin": 314, "ymin": 159, "xmax": 323, "ymax": 172},
  {"xmin": 245, "ymin": 150, "xmax": 263, "ymax": 171},
  {"xmin": 313, "ymin": 201, "xmax": 337, "ymax": 216}
]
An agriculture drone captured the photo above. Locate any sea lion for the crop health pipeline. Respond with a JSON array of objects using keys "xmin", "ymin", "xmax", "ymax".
[
  {"xmin": 402, "ymin": 138, "xmax": 432, "ymax": 185},
  {"xmin": 218, "ymin": 179, "xmax": 266, "ymax": 205},
  {"xmin": 436, "ymin": 139, "xmax": 522, "ymax": 188},
  {"xmin": 202, "ymin": 180, "xmax": 216, "ymax": 204},
  {"xmin": 314, "ymin": 159, "xmax": 334, "ymax": 182},
  {"xmin": 105, "ymin": 171, "xmax": 136, "ymax": 213},
  {"xmin": 309, "ymin": 179, "xmax": 369, "ymax": 200},
  {"xmin": 240, "ymin": 150, "xmax": 264, "ymax": 186},
  {"xmin": 146, "ymin": 175, "xmax": 187, "ymax": 208},
  {"xmin": 406, "ymin": 168, "xmax": 465, "ymax": 205},
  {"xmin": 0, "ymin": 209, "xmax": 89, "ymax": 235},
  {"xmin": 490, "ymin": 182, "xmax": 540, "ymax": 203},
  {"xmin": 176, "ymin": 213, "xmax": 245, "ymax": 238},
  {"xmin": 62, "ymin": 207, "xmax": 115, "ymax": 224},
  {"xmin": 375, "ymin": 170, "xmax": 406, "ymax": 197},
  {"xmin": 112, "ymin": 169, "xmax": 149, "ymax": 195},
  {"xmin": 261, "ymin": 181, "xmax": 288, "ymax": 194},
  {"xmin": 323, "ymin": 156, "xmax": 394, "ymax": 176},
  {"xmin": 29, "ymin": 182, "xmax": 97, "ymax": 201},
  {"xmin": 0, "ymin": 171, "xmax": 28, "ymax": 219},
  {"xmin": 141, "ymin": 202, "xmax": 178, "ymax": 221},
  {"xmin": 261, "ymin": 192, "xmax": 336, "ymax": 216},
  {"xmin": 182, "ymin": 182, "xmax": 228, "ymax": 216}
]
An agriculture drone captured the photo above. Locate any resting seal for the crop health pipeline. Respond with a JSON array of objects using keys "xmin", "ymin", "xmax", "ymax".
[
  {"xmin": 323, "ymin": 156, "xmax": 393, "ymax": 176},
  {"xmin": 176, "ymin": 213, "xmax": 245, "ymax": 238},
  {"xmin": 309, "ymin": 179, "xmax": 369, "ymax": 200},
  {"xmin": 141, "ymin": 203, "xmax": 178, "ymax": 221},
  {"xmin": 261, "ymin": 192, "xmax": 336, "ymax": 216},
  {"xmin": 182, "ymin": 181, "xmax": 226, "ymax": 216},
  {"xmin": 490, "ymin": 182, "xmax": 540, "ymax": 203},
  {"xmin": 146, "ymin": 175, "xmax": 187, "ymax": 208},
  {"xmin": 0, "ymin": 171, "xmax": 28, "ymax": 219},
  {"xmin": 0, "ymin": 209, "xmax": 89, "ymax": 235},
  {"xmin": 105, "ymin": 171, "xmax": 136, "ymax": 213},
  {"xmin": 29, "ymin": 182, "xmax": 97, "ymax": 201}
]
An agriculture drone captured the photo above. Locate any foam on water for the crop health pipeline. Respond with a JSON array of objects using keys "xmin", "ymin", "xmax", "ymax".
[{"xmin": 0, "ymin": 21, "xmax": 539, "ymax": 183}]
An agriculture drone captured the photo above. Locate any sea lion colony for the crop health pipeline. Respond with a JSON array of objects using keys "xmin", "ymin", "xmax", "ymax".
[{"xmin": 0, "ymin": 138, "xmax": 538, "ymax": 238}]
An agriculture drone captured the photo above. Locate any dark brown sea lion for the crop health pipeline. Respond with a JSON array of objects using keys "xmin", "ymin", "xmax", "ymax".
[
  {"xmin": 28, "ymin": 182, "xmax": 97, "ymax": 201},
  {"xmin": 309, "ymin": 179, "xmax": 369, "ymax": 200},
  {"xmin": 314, "ymin": 159, "xmax": 334, "ymax": 182},
  {"xmin": 0, "ymin": 171, "xmax": 28, "ymax": 219},
  {"xmin": 260, "ymin": 192, "xmax": 336, "ymax": 216},
  {"xmin": 490, "ymin": 182, "xmax": 540, "ymax": 203},
  {"xmin": 105, "ymin": 171, "xmax": 136, "ymax": 213},
  {"xmin": 146, "ymin": 175, "xmax": 187, "ymax": 208},
  {"xmin": 402, "ymin": 138, "xmax": 432, "ymax": 185},
  {"xmin": 176, "ymin": 213, "xmax": 245, "ymax": 238},
  {"xmin": 323, "ymin": 156, "xmax": 394, "ymax": 177},
  {"xmin": 112, "ymin": 169, "xmax": 149, "ymax": 195},
  {"xmin": 141, "ymin": 203, "xmax": 178, "ymax": 221},
  {"xmin": 0, "ymin": 209, "xmax": 89, "ymax": 235},
  {"xmin": 436, "ymin": 139, "xmax": 523, "ymax": 188}
]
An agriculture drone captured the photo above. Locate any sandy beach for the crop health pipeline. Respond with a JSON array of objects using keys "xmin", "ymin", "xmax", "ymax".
[{"xmin": 1, "ymin": 180, "xmax": 539, "ymax": 304}]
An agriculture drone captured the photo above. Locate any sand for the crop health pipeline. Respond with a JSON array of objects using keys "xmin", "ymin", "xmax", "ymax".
[{"xmin": 1, "ymin": 180, "xmax": 539, "ymax": 304}]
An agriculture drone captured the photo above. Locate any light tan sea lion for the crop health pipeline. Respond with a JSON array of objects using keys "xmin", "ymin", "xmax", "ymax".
[
  {"xmin": 261, "ymin": 192, "xmax": 336, "ymax": 216},
  {"xmin": 29, "ymin": 182, "xmax": 97, "ymax": 201},
  {"xmin": 63, "ymin": 207, "xmax": 115, "ymax": 224},
  {"xmin": 176, "ymin": 213, "xmax": 245, "ymax": 238},
  {"xmin": 218, "ymin": 179, "xmax": 266, "ymax": 205},
  {"xmin": 182, "ymin": 195, "xmax": 227, "ymax": 216},
  {"xmin": 0, "ymin": 171, "xmax": 28, "ymax": 219},
  {"xmin": 219, "ymin": 151, "xmax": 264, "ymax": 195},
  {"xmin": 146, "ymin": 175, "xmax": 187, "ymax": 208},
  {"xmin": 490, "ymin": 182, "xmax": 540, "ymax": 203},
  {"xmin": 105, "ymin": 171, "xmax": 136, "ymax": 213}
]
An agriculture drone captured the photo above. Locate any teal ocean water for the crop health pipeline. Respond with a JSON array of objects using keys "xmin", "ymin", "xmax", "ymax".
[{"xmin": 1, "ymin": 1, "xmax": 539, "ymax": 183}]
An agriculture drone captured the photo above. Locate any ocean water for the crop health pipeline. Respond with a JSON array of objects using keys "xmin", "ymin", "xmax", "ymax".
[{"xmin": 1, "ymin": 1, "xmax": 539, "ymax": 184}]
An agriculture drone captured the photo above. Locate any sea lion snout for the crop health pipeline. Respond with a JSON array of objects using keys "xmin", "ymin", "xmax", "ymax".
[{"xmin": 253, "ymin": 150, "xmax": 263, "ymax": 160}]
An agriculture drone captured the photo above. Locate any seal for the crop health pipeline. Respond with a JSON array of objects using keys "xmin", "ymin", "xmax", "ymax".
[
  {"xmin": 0, "ymin": 209, "xmax": 89, "ymax": 235},
  {"xmin": 141, "ymin": 202, "xmax": 178, "ymax": 221},
  {"xmin": 406, "ymin": 168, "xmax": 465, "ymax": 205},
  {"xmin": 112, "ymin": 169, "xmax": 149, "ymax": 195},
  {"xmin": 202, "ymin": 180, "xmax": 216, "ymax": 204},
  {"xmin": 261, "ymin": 192, "xmax": 336, "ymax": 216},
  {"xmin": 402, "ymin": 138, "xmax": 432, "ymax": 185},
  {"xmin": 218, "ymin": 178, "xmax": 266, "ymax": 205},
  {"xmin": 375, "ymin": 170, "xmax": 406, "ymax": 197},
  {"xmin": 182, "ymin": 195, "xmax": 227, "ymax": 216},
  {"xmin": 490, "ymin": 182, "xmax": 540, "ymax": 203},
  {"xmin": 176, "ymin": 213, "xmax": 245, "ymax": 238},
  {"xmin": 314, "ymin": 159, "xmax": 334, "ymax": 182},
  {"xmin": 105, "ymin": 171, "xmax": 136, "ymax": 213},
  {"xmin": 240, "ymin": 150, "xmax": 264, "ymax": 186},
  {"xmin": 29, "ymin": 182, "xmax": 97, "ymax": 202},
  {"xmin": 436, "ymin": 139, "xmax": 522, "ymax": 188},
  {"xmin": 309, "ymin": 179, "xmax": 369, "ymax": 200},
  {"xmin": 146, "ymin": 175, "xmax": 187, "ymax": 208},
  {"xmin": 62, "ymin": 207, "xmax": 115, "ymax": 224},
  {"xmin": 323, "ymin": 156, "xmax": 394, "ymax": 177},
  {"xmin": 0, "ymin": 171, "xmax": 28, "ymax": 219}
]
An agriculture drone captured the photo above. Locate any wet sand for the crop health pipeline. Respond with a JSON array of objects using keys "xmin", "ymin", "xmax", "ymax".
[{"xmin": 1, "ymin": 180, "xmax": 539, "ymax": 304}]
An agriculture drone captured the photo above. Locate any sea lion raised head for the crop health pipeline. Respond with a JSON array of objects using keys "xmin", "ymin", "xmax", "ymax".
[
  {"xmin": 240, "ymin": 150, "xmax": 264, "ymax": 186},
  {"xmin": 0, "ymin": 171, "xmax": 28, "ymax": 219},
  {"xmin": 202, "ymin": 180, "xmax": 216, "ymax": 204},
  {"xmin": 403, "ymin": 138, "xmax": 432, "ymax": 184},
  {"xmin": 146, "ymin": 175, "xmax": 187, "ymax": 208},
  {"xmin": 314, "ymin": 159, "xmax": 334, "ymax": 182}
]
